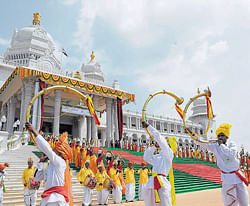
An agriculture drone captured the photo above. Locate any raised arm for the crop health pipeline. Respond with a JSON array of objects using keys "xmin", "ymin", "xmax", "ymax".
[
  {"xmin": 146, "ymin": 125, "xmax": 173, "ymax": 159},
  {"xmin": 26, "ymin": 122, "xmax": 65, "ymax": 168},
  {"xmin": 144, "ymin": 146, "xmax": 156, "ymax": 165}
]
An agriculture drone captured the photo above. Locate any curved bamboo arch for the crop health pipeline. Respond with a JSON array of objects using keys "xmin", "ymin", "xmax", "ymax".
[
  {"xmin": 141, "ymin": 90, "xmax": 184, "ymax": 140},
  {"xmin": 25, "ymin": 85, "xmax": 88, "ymax": 144},
  {"xmin": 182, "ymin": 90, "xmax": 217, "ymax": 144}
]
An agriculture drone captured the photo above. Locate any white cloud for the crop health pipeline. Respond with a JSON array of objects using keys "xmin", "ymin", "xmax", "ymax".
[
  {"xmin": 0, "ymin": 38, "xmax": 9, "ymax": 46},
  {"xmin": 69, "ymin": 0, "xmax": 250, "ymax": 151},
  {"xmin": 62, "ymin": 0, "xmax": 79, "ymax": 5}
]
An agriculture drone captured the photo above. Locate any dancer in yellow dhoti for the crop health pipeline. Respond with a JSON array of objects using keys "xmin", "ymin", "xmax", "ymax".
[
  {"xmin": 137, "ymin": 162, "xmax": 151, "ymax": 200},
  {"xmin": 22, "ymin": 157, "xmax": 38, "ymax": 206},
  {"xmin": 95, "ymin": 165, "xmax": 110, "ymax": 205},
  {"xmin": 193, "ymin": 123, "xmax": 249, "ymax": 206},
  {"xmin": 110, "ymin": 161, "xmax": 122, "ymax": 204},
  {"xmin": 26, "ymin": 122, "xmax": 73, "ymax": 206},
  {"xmin": 124, "ymin": 162, "xmax": 136, "ymax": 202},
  {"xmin": 77, "ymin": 160, "xmax": 94, "ymax": 206}
]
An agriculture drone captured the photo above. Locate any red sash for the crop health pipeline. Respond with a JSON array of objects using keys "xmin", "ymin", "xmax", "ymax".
[
  {"xmin": 154, "ymin": 174, "xmax": 166, "ymax": 190},
  {"xmin": 41, "ymin": 186, "xmax": 69, "ymax": 202},
  {"xmin": 221, "ymin": 169, "xmax": 249, "ymax": 186}
]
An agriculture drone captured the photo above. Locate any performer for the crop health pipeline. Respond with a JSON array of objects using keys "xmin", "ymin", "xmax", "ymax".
[
  {"xmin": 22, "ymin": 157, "xmax": 38, "ymax": 206},
  {"xmin": 86, "ymin": 147, "xmax": 97, "ymax": 174},
  {"xmin": 74, "ymin": 141, "xmax": 81, "ymax": 168},
  {"xmin": 117, "ymin": 158, "xmax": 126, "ymax": 195},
  {"xmin": 191, "ymin": 148, "xmax": 195, "ymax": 159},
  {"xmin": 96, "ymin": 149, "xmax": 105, "ymax": 171},
  {"xmin": 182, "ymin": 147, "xmax": 185, "ymax": 158},
  {"xmin": 105, "ymin": 151, "xmax": 114, "ymax": 176},
  {"xmin": 124, "ymin": 162, "xmax": 136, "ymax": 202},
  {"xmin": 142, "ymin": 121, "xmax": 174, "ymax": 206},
  {"xmin": 137, "ymin": 162, "xmax": 151, "ymax": 201},
  {"xmin": 177, "ymin": 148, "xmax": 181, "ymax": 157},
  {"xmin": 77, "ymin": 160, "xmax": 94, "ymax": 206},
  {"xmin": 72, "ymin": 140, "xmax": 76, "ymax": 163},
  {"xmin": 200, "ymin": 150, "xmax": 205, "ymax": 161},
  {"xmin": 186, "ymin": 146, "xmax": 189, "ymax": 158},
  {"xmin": 95, "ymin": 164, "xmax": 110, "ymax": 205},
  {"xmin": 0, "ymin": 163, "xmax": 9, "ymax": 206},
  {"xmin": 192, "ymin": 123, "xmax": 249, "ymax": 206},
  {"xmin": 26, "ymin": 122, "xmax": 73, "ymax": 206},
  {"xmin": 80, "ymin": 143, "xmax": 87, "ymax": 168},
  {"xmin": 109, "ymin": 161, "xmax": 122, "ymax": 204},
  {"xmin": 196, "ymin": 148, "xmax": 200, "ymax": 160},
  {"xmin": 206, "ymin": 150, "xmax": 210, "ymax": 162}
]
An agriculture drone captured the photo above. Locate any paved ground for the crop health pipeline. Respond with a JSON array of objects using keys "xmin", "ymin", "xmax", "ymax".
[{"xmin": 80, "ymin": 186, "xmax": 250, "ymax": 206}]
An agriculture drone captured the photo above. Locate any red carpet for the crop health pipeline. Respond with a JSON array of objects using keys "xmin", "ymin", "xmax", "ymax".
[
  {"xmin": 94, "ymin": 147, "xmax": 221, "ymax": 184},
  {"xmin": 94, "ymin": 147, "xmax": 145, "ymax": 164},
  {"xmin": 173, "ymin": 163, "xmax": 222, "ymax": 184}
]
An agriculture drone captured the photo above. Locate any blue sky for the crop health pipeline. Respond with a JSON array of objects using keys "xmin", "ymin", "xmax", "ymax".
[{"xmin": 1, "ymin": 0, "xmax": 250, "ymax": 151}]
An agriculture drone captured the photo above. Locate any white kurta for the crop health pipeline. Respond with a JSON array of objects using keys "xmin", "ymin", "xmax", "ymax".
[
  {"xmin": 143, "ymin": 125, "xmax": 173, "ymax": 206},
  {"xmin": 33, "ymin": 135, "xmax": 68, "ymax": 206},
  {"xmin": 199, "ymin": 141, "xmax": 249, "ymax": 206}
]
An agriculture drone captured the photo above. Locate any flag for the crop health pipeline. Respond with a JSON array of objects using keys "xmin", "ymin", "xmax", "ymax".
[
  {"xmin": 206, "ymin": 96, "xmax": 215, "ymax": 119},
  {"xmin": 85, "ymin": 96, "xmax": 101, "ymax": 125},
  {"xmin": 62, "ymin": 48, "xmax": 68, "ymax": 57}
]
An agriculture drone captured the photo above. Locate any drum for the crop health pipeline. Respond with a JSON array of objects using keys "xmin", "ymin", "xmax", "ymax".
[
  {"xmin": 103, "ymin": 178, "xmax": 113, "ymax": 191},
  {"xmin": 29, "ymin": 177, "xmax": 40, "ymax": 190},
  {"xmin": 84, "ymin": 176, "xmax": 97, "ymax": 189}
]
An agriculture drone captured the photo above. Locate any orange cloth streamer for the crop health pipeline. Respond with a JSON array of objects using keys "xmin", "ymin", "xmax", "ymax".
[{"xmin": 55, "ymin": 132, "xmax": 73, "ymax": 162}]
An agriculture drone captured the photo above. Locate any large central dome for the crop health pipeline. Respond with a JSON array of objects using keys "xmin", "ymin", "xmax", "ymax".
[{"xmin": 3, "ymin": 13, "xmax": 60, "ymax": 73}]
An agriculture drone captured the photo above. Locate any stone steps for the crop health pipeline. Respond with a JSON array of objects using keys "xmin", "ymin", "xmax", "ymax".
[{"xmin": 0, "ymin": 145, "xmax": 90, "ymax": 205}]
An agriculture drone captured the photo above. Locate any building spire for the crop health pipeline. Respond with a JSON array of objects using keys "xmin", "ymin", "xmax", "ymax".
[
  {"xmin": 90, "ymin": 51, "xmax": 95, "ymax": 62},
  {"xmin": 32, "ymin": 13, "xmax": 40, "ymax": 25}
]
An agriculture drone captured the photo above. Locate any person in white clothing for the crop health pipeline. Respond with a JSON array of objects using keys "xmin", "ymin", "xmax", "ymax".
[
  {"xmin": 142, "ymin": 121, "xmax": 174, "ymax": 206},
  {"xmin": 26, "ymin": 122, "xmax": 73, "ymax": 206},
  {"xmin": 0, "ymin": 163, "xmax": 9, "ymax": 206},
  {"xmin": 191, "ymin": 123, "xmax": 249, "ymax": 206}
]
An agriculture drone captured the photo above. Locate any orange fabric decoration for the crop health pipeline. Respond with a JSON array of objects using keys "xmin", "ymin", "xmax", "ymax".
[{"xmin": 55, "ymin": 132, "xmax": 73, "ymax": 162}]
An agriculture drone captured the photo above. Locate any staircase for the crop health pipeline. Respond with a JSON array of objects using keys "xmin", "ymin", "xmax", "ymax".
[{"xmin": 0, "ymin": 145, "xmax": 114, "ymax": 206}]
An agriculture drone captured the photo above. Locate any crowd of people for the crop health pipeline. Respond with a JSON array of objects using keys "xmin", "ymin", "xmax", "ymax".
[{"xmin": 0, "ymin": 122, "xmax": 249, "ymax": 206}]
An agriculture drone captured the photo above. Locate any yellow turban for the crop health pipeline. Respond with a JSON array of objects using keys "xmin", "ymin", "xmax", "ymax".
[{"xmin": 216, "ymin": 123, "xmax": 232, "ymax": 138}]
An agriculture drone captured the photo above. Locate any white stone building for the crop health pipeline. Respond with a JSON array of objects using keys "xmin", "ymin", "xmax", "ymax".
[{"xmin": 0, "ymin": 13, "xmax": 216, "ymax": 153}]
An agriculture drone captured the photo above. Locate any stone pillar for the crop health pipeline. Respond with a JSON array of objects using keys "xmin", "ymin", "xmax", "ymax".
[
  {"xmin": 113, "ymin": 100, "xmax": 119, "ymax": 141},
  {"xmin": 6, "ymin": 96, "xmax": 16, "ymax": 135},
  {"xmin": 126, "ymin": 116, "xmax": 130, "ymax": 129},
  {"xmin": 31, "ymin": 78, "xmax": 40, "ymax": 130},
  {"xmin": 86, "ymin": 116, "xmax": 91, "ymax": 143},
  {"xmin": 78, "ymin": 116, "xmax": 86, "ymax": 144},
  {"xmin": 91, "ymin": 96, "xmax": 98, "ymax": 146},
  {"xmin": 20, "ymin": 78, "xmax": 34, "ymax": 131},
  {"xmin": 1, "ymin": 104, "xmax": 7, "ymax": 131},
  {"xmin": 106, "ymin": 98, "xmax": 112, "ymax": 147},
  {"xmin": 53, "ymin": 90, "xmax": 62, "ymax": 136}
]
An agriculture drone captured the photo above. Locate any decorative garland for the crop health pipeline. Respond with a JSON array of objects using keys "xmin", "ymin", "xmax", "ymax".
[{"xmin": 0, "ymin": 67, "xmax": 135, "ymax": 104}]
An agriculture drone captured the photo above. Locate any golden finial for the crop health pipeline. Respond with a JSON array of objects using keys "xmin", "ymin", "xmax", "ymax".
[
  {"xmin": 90, "ymin": 51, "xmax": 95, "ymax": 62},
  {"xmin": 197, "ymin": 88, "xmax": 200, "ymax": 94},
  {"xmin": 32, "ymin": 13, "xmax": 40, "ymax": 25}
]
